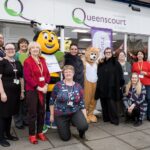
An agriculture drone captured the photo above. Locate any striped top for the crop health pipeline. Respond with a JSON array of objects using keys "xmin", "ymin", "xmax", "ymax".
[{"xmin": 123, "ymin": 85, "xmax": 147, "ymax": 120}]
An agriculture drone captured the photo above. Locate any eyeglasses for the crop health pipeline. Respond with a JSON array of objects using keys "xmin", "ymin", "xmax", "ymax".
[
  {"xmin": 71, "ymin": 48, "xmax": 78, "ymax": 50},
  {"xmin": 5, "ymin": 48, "xmax": 15, "ymax": 50},
  {"xmin": 105, "ymin": 52, "xmax": 112, "ymax": 54}
]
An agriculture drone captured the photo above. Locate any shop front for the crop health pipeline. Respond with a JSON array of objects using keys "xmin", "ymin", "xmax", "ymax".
[{"xmin": 0, "ymin": 0, "xmax": 150, "ymax": 59}]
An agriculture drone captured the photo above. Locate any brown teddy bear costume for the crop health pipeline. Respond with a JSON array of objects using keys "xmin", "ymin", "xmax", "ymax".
[{"xmin": 82, "ymin": 47, "xmax": 100, "ymax": 123}]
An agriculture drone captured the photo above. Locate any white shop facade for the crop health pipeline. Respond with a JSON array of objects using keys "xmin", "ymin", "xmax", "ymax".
[{"xmin": 0, "ymin": 0, "xmax": 150, "ymax": 58}]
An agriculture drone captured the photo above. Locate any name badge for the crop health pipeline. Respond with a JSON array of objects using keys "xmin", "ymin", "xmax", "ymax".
[
  {"xmin": 67, "ymin": 101, "xmax": 73, "ymax": 107},
  {"xmin": 39, "ymin": 77, "xmax": 45, "ymax": 81},
  {"xmin": 14, "ymin": 79, "xmax": 20, "ymax": 84},
  {"xmin": 62, "ymin": 89, "xmax": 68, "ymax": 92},
  {"xmin": 13, "ymin": 69, "xmax": 18, "ymax": 72},
  {"xmin": 124, "ymin": 72, "xmax": 128, "ymax": 75},
  {"xmin": 139, "ymin": 74, "xmax": 144, "ymax": 78}
]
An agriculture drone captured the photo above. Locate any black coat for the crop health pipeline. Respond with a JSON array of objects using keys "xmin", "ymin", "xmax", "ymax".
[
  {"xmin": 95, "ymin": 57, "xmax": 124, "ymax": 101},
  {"xmin": 64, "ymin": 53, "xmax": 84, "ymax": 87}
]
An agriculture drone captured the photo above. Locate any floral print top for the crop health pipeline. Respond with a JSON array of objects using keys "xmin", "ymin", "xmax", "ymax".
[{"xmin": 49, "ymin": 81, "xmax": 85, "ymax": 116}]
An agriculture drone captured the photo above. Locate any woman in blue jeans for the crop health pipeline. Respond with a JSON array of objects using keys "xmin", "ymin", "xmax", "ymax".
[{"xmin": 49, "ymin": 65, "xmax": 88, "ymax": 141}]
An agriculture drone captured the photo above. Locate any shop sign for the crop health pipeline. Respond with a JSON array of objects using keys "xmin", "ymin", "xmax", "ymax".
[{"xmin": 72, "ymin": 8, "xmax": 127, "ymax": 31}]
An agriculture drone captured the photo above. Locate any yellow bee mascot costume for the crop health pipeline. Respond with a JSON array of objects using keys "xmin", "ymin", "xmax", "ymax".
[
  {"xmin": 83, "ymin": 47, "xmax": 99, "ymax": 123},
  {"xmin": 31, "ymin": 21, "xmax": 64, "ymax": 132}
]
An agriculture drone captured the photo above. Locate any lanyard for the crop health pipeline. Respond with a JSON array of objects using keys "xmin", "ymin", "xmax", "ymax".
[
  {"xmin": 138, "ymin": 61, "xmax": 143, "ymax": 71},
  {"xmin": 33, "ymin": 58, "xmax": 44, "ymax": 76},
  {"xmin": 9, "ymin": 61, "xmax": 17, "ymax": 79},
  {"xmin": 64, "ymin": 80, "xmax": 74, "ymax": 101},
  {"xmin": 37, "ymin": 62, "xmax": 44, "ymax": 76}
]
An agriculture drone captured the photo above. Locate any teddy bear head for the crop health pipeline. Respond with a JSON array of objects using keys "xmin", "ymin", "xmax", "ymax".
[{"xmin": 85, "ymin": 47, "xmax": 100, "ymax": 64}]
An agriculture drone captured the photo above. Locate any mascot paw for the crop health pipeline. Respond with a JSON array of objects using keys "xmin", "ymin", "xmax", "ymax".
[
  {"xmin": 86, "ymin": 116, "xmax": 91, "ymax": 124},
  {"xmin": 89, "ymin": 114, "xmax": 97, "ymax": 123}
]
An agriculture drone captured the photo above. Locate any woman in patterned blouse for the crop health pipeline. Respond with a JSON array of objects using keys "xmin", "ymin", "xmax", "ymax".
[
  {"xmin": 123, "ymin": 72, "xmax": 147, "ymax": 127},
  {"xmin": 49, "ymin": 65, "xmax": 88, "ymax": 141}
]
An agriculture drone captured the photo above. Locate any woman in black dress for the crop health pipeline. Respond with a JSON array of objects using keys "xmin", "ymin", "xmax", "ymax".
[{"xmin": 0, "ymin": 43, "xmax": 24, "ymax": 147}]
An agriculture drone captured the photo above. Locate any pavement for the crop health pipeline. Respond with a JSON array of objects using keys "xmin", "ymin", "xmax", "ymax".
[{"xmin": 1, "ymin": 116, "xmax": 150, "ymax": 150}]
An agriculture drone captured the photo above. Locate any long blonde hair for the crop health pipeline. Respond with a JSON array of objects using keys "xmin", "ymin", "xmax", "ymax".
[{"xmin": 125, "ymin": 72, "xmax": 142, "ymax": 95}]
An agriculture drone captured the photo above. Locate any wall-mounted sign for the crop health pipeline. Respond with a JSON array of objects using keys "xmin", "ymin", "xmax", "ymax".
[
  {"xmin": 72, "ymin": 8, "xmax": 126, "ymax": 29},
  {"xmin": 1, "ymin": 0, "xmax": 150, "ymax": 35}
]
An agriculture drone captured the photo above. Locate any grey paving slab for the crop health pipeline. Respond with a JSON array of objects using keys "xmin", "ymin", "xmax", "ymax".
[
  {"xmin": 93, "ymin": 119, "xmax": 130, "ymax": 128},
  {"xmin": 98, "ymin": 123, "xmax": 136, "ymax": 135},
  {"xmin": 92, "ymin": 119, "xmax": 107, "ymax": 127},
  {"xmin": 142, "ymin": 128, "xmax": 150, "ymax": 135},
  {"xmin": 47, "ymin": 143, "xmax": 90, "ymax": 150},
  {"xmin": 72, "ymin": 126, "xmax": 111, "ymax": 141},
  {"xmin": 117, "ymin": 131, "xmax": 150, "ymax": 149},
  {"xmin": 85, "ymin": 137, "xmax": 136, "ymax": 150},
  {"xmin": 142, "ymin": 147, "xmax": 150, "ymax": 150},
  {"xmin": 14, "ymin": 126, "xmax": 57, "ymax": 138},
  {"xmin": 3, "ymin": 119, "xmax": 150, "ymax": 150},
  {"xmin": 85, "ymin": 126, "xmax": 111, "ymax": 141},
  {"xmin": 46, "ymin": 128, "xmax": 58, "ymax": 134},
  {"xmin": 13, "ymin": 127, "xmax": 29, "ymax": 138},
  {"xmin": 0, "ymin": 137, "xmax": 53, "ymax": 150},
  {"xmin": 46, "ymin": 132, "xmax": 79, "ymax": 147},
  {"xmin": 127, "ymin": 120, "xmax": 150, "ymax": 130}
]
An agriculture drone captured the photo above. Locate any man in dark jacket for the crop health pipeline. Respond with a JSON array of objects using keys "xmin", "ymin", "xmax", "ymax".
[
  {"xmin": 95, "ymin": 47, "xmax": 124, "ymax": 125},
  {"xmin": 64, "ymin": 44, "xmax": 84, "ymax": 87}
]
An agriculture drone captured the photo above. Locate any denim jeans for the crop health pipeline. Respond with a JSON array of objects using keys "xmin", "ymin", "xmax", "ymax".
[{"xmin": 145, "ymin": 85, "xmax": 150, "ymax": 118}]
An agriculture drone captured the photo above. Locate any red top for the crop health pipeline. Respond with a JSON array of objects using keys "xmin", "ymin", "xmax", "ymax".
[
  {"xmin": 24, "ymin": 56, "xmax": 50, "ymax": 90},
  {"xmin": 24, "ymin": 56, "xmax": 50, "ymax": 105},
  {"xmin": 132, "ymin": 61, "xmax": 150, "ymax": 85}
]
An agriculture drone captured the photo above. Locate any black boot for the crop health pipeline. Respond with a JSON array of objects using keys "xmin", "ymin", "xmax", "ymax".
[
  {"xmin": 5, "ymin": 134, "xmax": 19, "ymax": 141},
  {"xmin": 147, "ymin": 116, "xmax": 150, "ymax": 121},
  {"xmin": 133, "ymin": 118, "xmax": 142, "ymax": 127},
  {"xmin": 125, "ymin": 114, "xmax": 130, "ymax": 123},
  {"xmin": 79, "ymin": 130, "xmax": 85, "ymax": 139},
  {"xmin": 0, "ymin": 139, "xmax": 10, "ymax": 147}
]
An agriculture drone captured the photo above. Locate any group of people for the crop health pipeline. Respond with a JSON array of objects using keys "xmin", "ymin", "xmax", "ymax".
[
  {"xmin": 95, "ymin": 49, "xmax": 148, "ymax": 127},
  {"xmin": 0, "ymin": 32, "xmax": 150, "ymax": 147},
  {"xmin": 0, "ymin": 34, "xmax": 88, "ymax": 147}
]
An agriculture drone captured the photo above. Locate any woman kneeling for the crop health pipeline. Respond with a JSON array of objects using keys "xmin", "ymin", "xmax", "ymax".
[
  {"xmin": 49, "ymin": 65, "xmax": 88, "ymax": 141},
  {"xmin": 123, "ymin": 73, "xmax": 147, "ymax": 127}
]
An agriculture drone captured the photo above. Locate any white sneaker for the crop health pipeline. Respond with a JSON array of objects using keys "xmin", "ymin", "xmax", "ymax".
[
  {"xmin": 50, "ymin": 123, "xmax": 57, "ymax": 129},
  {"xmin": 93, "ymin": 109, "xmax": 101, "ymax": 115},
  {"xmin": 51, "ymin": 125, "xmax": 57, "ymax": 129}
]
